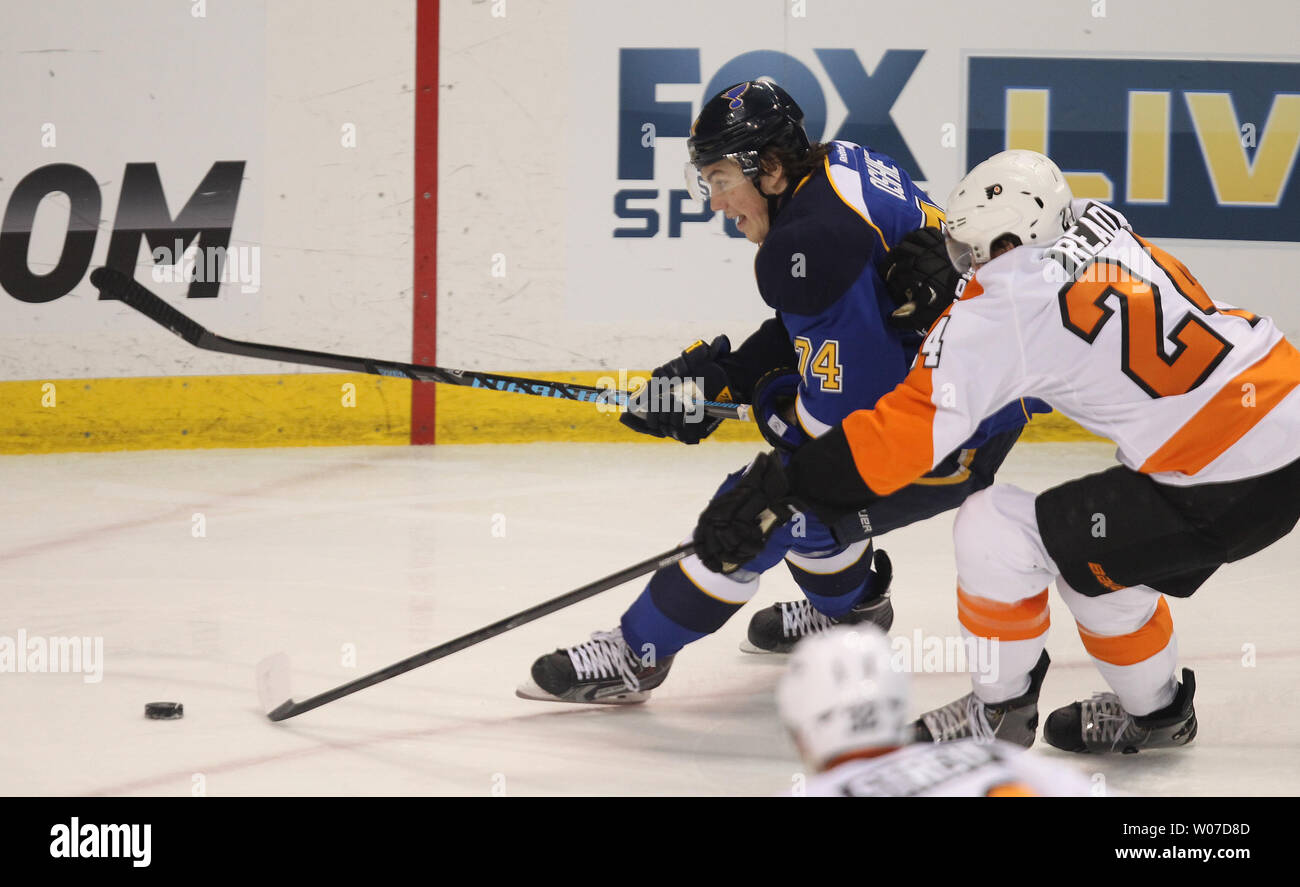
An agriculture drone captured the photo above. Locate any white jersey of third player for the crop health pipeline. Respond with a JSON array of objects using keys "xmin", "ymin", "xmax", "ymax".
[
  {"xmin": 841, "ymin": 199, "xmax": 1300, "ymax": 494},
  {"xmin": 795, "ymin": 739, "xmax": 1096, "ymax": 797}
]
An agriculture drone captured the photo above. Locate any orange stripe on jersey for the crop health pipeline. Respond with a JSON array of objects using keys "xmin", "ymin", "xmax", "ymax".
[
  {"xmin": 842, "ymin": 373, "xmax": 938, "ymax": 495},
  {"xmin": 1140, "ymin": 338, "xmax": 1300, "ymax": 475},
  {"xmin": 957, "ymin": 586, "xmax": 1050, "ymax": 641},
  {"xmin": 1076, "ymin": 597, "xmax": 1173, "ymax": 666},
  {"xmin": 840, "ymin": 277, "xmax": 988, "ymax": 495}
]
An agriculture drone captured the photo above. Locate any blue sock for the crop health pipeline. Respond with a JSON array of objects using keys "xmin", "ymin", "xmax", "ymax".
[
  {"xmin": 786, "ymin": 545, "xmax": 877, "ymax": 619},
  {"xmin": 621, "ymin": 562, "xmax": 745, "ymax": 659}
]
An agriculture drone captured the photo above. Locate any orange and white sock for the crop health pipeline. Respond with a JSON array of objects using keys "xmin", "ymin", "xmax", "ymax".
[
  {"xmin": 1056, "ymin": 578, "xmax": 1179, "ymax": 715},
  {"xmin": 951, "ymin": 486, "xmax": 1058, "ymax": 703},
  {"xmin": 957, "ymin": 585, "xmax": 1049, "ymax": 703}
]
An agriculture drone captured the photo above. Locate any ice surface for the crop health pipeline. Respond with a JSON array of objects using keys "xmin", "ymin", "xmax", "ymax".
[{"xmin": 1, "ymin": 441, "xmax": 1296, "ymax": 796}]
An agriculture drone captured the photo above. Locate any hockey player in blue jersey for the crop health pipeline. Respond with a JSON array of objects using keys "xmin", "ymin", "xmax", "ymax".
[{"xmin": 516, "ymin": 80, "xmax": 1045, "ymax": 704}]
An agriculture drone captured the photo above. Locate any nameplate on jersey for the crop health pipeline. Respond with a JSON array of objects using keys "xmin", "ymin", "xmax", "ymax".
[
  {"xmin": 1044, "ymin": 201, "xmax": 1127, "ymax": 279},
  {"xmin": 840, "ymin": 740, "xmax": 1006, "ymax": 797}
]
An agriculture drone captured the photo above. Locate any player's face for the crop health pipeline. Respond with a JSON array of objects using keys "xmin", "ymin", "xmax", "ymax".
[
  {"xmin": 696, "ymin": 159, "xmax": 781, "ymax": 244},
  {"xmin": 945, "ymin": 232, "xmax": 975, "ymax": 274},
  {"xmin": 952, "ymin": 235, "xmax": 1018, "ymax": 273}
]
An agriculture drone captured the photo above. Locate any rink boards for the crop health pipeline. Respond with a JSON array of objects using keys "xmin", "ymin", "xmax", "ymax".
[
  {"xmin": 0, "ymin": 370, "xmax": 1103, "ymax": 453},
  {"xmin": 3, "ymin": 1, "xmax": 1297, "ymax": 454}
]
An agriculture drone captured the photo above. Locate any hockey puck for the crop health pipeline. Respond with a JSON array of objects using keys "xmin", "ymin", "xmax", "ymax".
[{"xmin": 144, "ymin": 702, "xmax": 183, "ymax": 720}]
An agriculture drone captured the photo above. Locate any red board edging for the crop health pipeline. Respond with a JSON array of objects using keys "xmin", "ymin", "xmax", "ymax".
[{"xmin": 411, "ymin": 0, "xmax": 439, "ymax": 444}]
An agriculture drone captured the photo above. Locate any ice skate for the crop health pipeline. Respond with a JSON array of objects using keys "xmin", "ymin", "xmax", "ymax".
[
  {"xmin": 912, "ymin": 650, "xmax": 1049, "ymax": 748},
  {"xmin": 516, "ymin": 627, "xmax": 674, "ymax": 704},
  {"xmin": 1043, "ymin": 668, "xmax": 1197, "ymax": 754},
  {"xmin": 741, "ymin": 550, "xmax": 894, "ymax": 653}
]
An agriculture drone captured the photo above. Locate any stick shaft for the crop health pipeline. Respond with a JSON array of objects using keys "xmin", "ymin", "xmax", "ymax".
[
  {"xmin": 89, "ymin": 267, "xmax": 750, "ymax": 422},
  {"xmin": 266, "ymin": 543, "xmax": 693, "ymax": 721}
]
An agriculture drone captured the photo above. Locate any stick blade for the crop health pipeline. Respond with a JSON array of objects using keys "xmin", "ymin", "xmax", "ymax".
[
  {"xmin": 90, "ymin": 266, "xmax": 208, "ymax": 345},
  {"xmin": 255, "ymin": 652, "xmax": 293, "ymax": 719}
]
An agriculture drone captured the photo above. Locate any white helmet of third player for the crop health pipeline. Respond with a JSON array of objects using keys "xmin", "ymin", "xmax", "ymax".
[
  {"xmin": 944, "ymin": 149, "xmax": 1075, "ymax": 273},
  {"xmin": 777, "ymin": 625, "xmax": 908, "ymax": 769}
]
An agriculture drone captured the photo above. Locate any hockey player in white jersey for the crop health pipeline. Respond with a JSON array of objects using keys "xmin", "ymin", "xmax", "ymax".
[
  {"xmin": 780, "ymin": 625, "xmax": 1094, "ymax": 796},
  {"xmin": 696, "ymin": 149, "xmax": 1300, "ymax": 754}
]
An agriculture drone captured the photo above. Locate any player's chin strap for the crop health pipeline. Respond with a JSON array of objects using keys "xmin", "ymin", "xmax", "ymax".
[{"xmin": 759, "ymin": 177, "xmax": 798, "ymax": 222}]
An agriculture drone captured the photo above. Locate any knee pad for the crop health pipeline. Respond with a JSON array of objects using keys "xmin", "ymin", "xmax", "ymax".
[{"xmin": 953, "ymin": 486, "xmax": 1057, "ymax": 604}]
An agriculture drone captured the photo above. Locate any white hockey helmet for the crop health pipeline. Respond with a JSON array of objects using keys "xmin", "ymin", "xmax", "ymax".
[
  {"xmin": 776, "ymin": 625, "xmax": 909, "ymax": 769},
  {"xmin": 944, "ymin": 149, "xmax": 1074, "ymax": 273}
]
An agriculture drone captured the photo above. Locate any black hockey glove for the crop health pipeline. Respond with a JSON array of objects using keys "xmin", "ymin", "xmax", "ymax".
[
  {"xmin": 620, "ymin": 336, "xmax": 735, "ymax": 445},
  {"xmin": 881, "ymin": 226, "xmax": 961, "ymax": 332},
  {"xmin": 693, "ymin": 451, "xmax": 797, "ymax": 574},
  {"xmin": 694, "ymin": 425, "xmax": 890, "ymax": 572}
]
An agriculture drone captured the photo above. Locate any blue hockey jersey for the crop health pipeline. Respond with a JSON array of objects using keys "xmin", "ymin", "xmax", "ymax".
[{"xmin": 749, "ymin": 140, "xmax": 1045, "ymax": 441}]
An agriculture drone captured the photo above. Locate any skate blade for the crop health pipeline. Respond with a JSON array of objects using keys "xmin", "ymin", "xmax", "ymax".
[
  {"xmin": 738, "ymin": 639, "xmax": 787, "ymax": 655},
  {"xmin": 514, "ymin": 678, "xmax": 651, "ymax": 705}
]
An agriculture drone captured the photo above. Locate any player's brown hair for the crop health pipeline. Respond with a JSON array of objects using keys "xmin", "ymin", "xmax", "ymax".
[
  {"xmin": 991, "ymin": 234, "xmax": 1023, "ymax": 258},
  {"xmin": 760, "ymin": 142, "xmax": 833, "ymax": 188}
]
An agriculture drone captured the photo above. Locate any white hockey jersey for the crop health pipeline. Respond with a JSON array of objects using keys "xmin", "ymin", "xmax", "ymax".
[
  {"xmin": 794, "ymin": 739, "xmax": 1096, "ymax": 797},
  {"xmin": 843, "ymin": 199, "xmax": 1300, "ymax": 493}
]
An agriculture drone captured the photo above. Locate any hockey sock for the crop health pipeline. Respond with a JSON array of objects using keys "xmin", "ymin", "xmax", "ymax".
[
  {"xmin": 620, "ymin": 552, "xmax": 758, "ymax": 658},
  {"xmin": 957, "ymin": 585, "xmax": 1050, "ymax": 703},
  {"xmin": 1067, "ymin": 589, "xmax": 1179, "ymax": 715},
  {"xmin": 784, "ymin": 540, "xmax": 875, "ymax": 619}
]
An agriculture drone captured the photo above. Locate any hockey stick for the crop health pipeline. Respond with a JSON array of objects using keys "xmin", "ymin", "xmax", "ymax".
[
  {"xmin": 255, "ymin": 542, "xmax": 695, "ymax": 721},
  {"xmin": 89, "ymin": 267, "xmax": 751, "ymax": 422}
]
